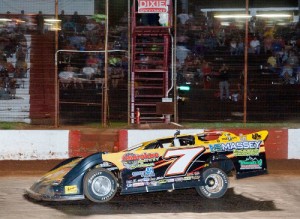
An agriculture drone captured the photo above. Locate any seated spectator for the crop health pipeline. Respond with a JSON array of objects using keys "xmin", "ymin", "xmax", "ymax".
[
  {"xmin": 287, "ymin": 50, "xmax": 299, "ymax": 68},
  {"xmin": 280, "ymin": 63, "xmax": 296, "ymax": 84},
  {"xmin": 194, "ymin": 35, "xmax": 205, "ymax": 56},
  {"xmin": 281, "ymin": 48, "xmax": 289, "ymax": 64},
  {"xmin": 109, "ymin": 64, "xmax": 124, "ymax": 88},
  {"xmin": 59, "ymin": 70, "xmax": 76, "ymax": 88},
  {"xmin": 266, "ymin": 52, "xmax": 277, "ymax": 73},
  {"xmin": 204, "ymin": 34, "xmax": 217, "ymax": 52},
  {"xmin": 230, "ymin": 39, "xmax": 238, "ymax": 55},
  {"xmin": 249, "ymin": 37, "xmax": 260, "ymax": 54},
  {"xmin": 177, "ymin": 9, "xmax": 190, "ymax": 26},
  {"xmin": 92, "ymin": 67, "xmax": 104, "ymax": 89},
  {"xmin": 237, "ymin": 39, "xmax": 244, "ymax": 55},
  {"xmin": 86, "ymin": 54, "xmax": 100, "ymax": 69},
  {"xmin": 264, "ymin": 35, "xmax": 273, "ymax": 54},
  {"xmin": 81, "ymin": 64, "xmax": 96, "ymax": 80},
  {"xmin": 216, "ymin": 29, "xmax": 226, "ymax": 47},
  {"xmin": 85, "ymin": 19, "xmax": 101, "ymax": 45},
  {"xmin": 177, "ymin": 32, "xmax": 189, "ymax": 46},
  {"xmin": 59, "ymin": 64, "xmax": 82, "ymax": 88},
  {"xmin": 68, "ymin": 34, "xmax": 87, "ymax": 50},
  {"xmin": 176, "ymin": 45, "xmax": 190, "ymax": 67},
  {"xmin": 295, "ymin": 66, "xmax": 300, "ymax": 84},
  {"xmin": 272, "ymin": 37, "xmax": 285, "ymax": 53}
]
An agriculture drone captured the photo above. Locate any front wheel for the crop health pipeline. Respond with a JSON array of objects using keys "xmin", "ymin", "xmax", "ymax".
[
  {"xmin": 83, "ymin": 168, "xmax": 118, "ymax": 203},
  {"xmin": 196, "ymin": 167, "xmax": 228, "ymax": 199}
]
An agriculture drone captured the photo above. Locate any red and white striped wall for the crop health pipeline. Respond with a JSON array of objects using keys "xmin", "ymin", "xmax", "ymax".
[{"xmin": 0, "ymin": 129, "xmax": 299, "ymax": 160}]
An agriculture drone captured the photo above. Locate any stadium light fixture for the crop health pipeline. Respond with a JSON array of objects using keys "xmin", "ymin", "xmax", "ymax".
[
  {"xmin": 0, "ymin": 18, "xmax": 12, "ymax": 22},
  {"xmin": 256, "ymin": 14, "xmax": 292, "ymax": 18},
  {"xmin": 214, "ymin": 14, "xmax": 251, "ymax": 19}
]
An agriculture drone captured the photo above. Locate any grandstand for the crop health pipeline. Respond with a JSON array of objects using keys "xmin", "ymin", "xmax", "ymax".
[{"xmin": 0, "ymin": 0, "xmax": 299, "ymax": 125}]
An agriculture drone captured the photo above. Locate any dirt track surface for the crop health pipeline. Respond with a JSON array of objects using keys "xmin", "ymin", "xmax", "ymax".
[{"xmin": 0, "ymin": 159, "xmax": 300, "ymax": 218}]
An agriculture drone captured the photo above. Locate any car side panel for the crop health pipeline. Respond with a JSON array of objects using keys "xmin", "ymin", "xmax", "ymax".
[{"xmin": 104, "ymin": 147, "xmax": 208, "ymax": 194}]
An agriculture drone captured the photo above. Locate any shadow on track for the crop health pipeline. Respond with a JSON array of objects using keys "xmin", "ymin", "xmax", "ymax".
[{"xmin": 24, "ymin": 188, "xmax": 279, "ymax": 216}]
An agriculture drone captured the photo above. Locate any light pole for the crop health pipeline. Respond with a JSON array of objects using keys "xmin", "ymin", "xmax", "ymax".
[
  {"xmin": 54, "ymin": 0, "xmax": 59, "ymax": 127},
  {"xmin": 243, "ymin": 0, "xmax": 249, "ymax": 124},
  {"xmin": 103, "ymin": 0, "xmax": 109, "ymax": 127}
]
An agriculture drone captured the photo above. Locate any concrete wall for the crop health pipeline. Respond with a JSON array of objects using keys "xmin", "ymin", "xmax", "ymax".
[{"xmin": 0, "ymin": 130, "xmax": 69, "ymax": 160}]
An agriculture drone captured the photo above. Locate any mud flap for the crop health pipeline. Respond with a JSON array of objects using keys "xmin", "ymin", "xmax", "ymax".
[{"xmin": 235, "ymin": 152, "xmax": 268, "ymax": 179}]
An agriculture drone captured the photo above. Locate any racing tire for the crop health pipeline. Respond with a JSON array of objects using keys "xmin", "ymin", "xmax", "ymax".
[
  {"xmin": 196, "ymin": 167, "xmax": 228, "ymax": 199},
  {"xmin": 83, "ymin": 168, "xmax": 118, "ymax": 203}
]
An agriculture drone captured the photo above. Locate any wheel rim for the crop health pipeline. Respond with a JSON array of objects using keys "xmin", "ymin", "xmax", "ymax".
[
  {"xmin": 204, "ymin": 174, "xmax": 224, "ymax": 194},
  {"xmin": 91, "ymin": 176, "xmax": 112, "ymax": 197}
]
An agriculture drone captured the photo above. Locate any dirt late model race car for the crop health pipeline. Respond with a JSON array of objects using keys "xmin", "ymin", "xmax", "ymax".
[{"xmin": 26, "ymin": 130, "xmax": 268, "ymax": 203}]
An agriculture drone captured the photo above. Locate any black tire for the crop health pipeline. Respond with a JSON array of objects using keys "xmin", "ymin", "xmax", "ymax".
[
  {"xmin": 83, "ymin": 168, "xmax": 118, "ymax": 203},
  {"xmin": 196, "ymin": 167, "xmax": 228, "ymax": 199}
]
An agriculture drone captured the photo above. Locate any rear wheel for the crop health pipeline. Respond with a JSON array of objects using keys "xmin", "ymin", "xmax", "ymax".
[
  {"xmin": 196, "ymin": 167, "xmax": 228, "ymax": 199},
  {"xmin": 83, "ymin": 168, "xmax": 118, "ymax": 203}
]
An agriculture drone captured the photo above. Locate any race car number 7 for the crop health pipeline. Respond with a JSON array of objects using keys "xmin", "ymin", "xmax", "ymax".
[{"xmin": 163, "ymin": 147, "xmax": 205, "ymax": 176}]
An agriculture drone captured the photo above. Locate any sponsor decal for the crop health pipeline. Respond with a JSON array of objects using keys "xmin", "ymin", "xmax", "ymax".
[
  {"xmin": 158, "ymin": 179, "xmax": 167, "ymax": 184},
  {"xmin": 240, "ymin": 136, "xmax": 247, "ymax": 141},
  {"xmin": 132, "ymin": 167, "xmax": 155, "ymax": 178},
  {"xmin": 132, "ymin": 171, "xmax": 146, "ymax": 177},
  {"xmin": 122, "ymin": 152, "xmax": 159, "ymax": 169},
  {"xmin": 209, "ymin": 141, "xmax": 262, "ymax": 152},
  {"xmin": 192, "ymin": 176, "xmax": 200, "ymax": 180},
  {"xmin": 122, "ymin": 153, "xmax": 159, "ymax": 162},
  {"xmin": 64, "ymin": 185, "xmax": 78, "ymax": 194},
  {"xmin": 187, "ymin": 171, "xmax": 200, "ymax": 176},
  {"xmin": 145, "ymin": 167, "xmax": 155, "ymax": 177},
  {"xmin": 252, "ymin": 133, "xmax": 262, "ymax": 140},
  {"xmin": 143, "ymin": 178, "xmax": 151, "ymax": 182},
  {"xmin": 138, "ymin": 0, "xmax": 168, "ymax": 13},
  {"xmin": 150, "ymin": 181, "xmax": 158, "ymax": 186},
  {"xmin": 133, "ymin": 182, "xmax": 145, "ymax": 187},
  {"xmin": 183, "ymin": 176, "xmax": 192, "ymax": 181},
  {"xmin": 239, "ymin": 157, "xmax": 263, "ymax": 170},
  {"xmin": 174, "ymin": 177, "xmax": 184, "ymax": 182},
  {"xmin": 233, "ymin": 148, "xmax": 260, "ymax": 157},
  {"xmin": 99, "ymin": 162, "xmax": 111, "ymax": 167},
  {"xmin": 167, "ymin": 178, "xmax": 174, "ymax": 183}
]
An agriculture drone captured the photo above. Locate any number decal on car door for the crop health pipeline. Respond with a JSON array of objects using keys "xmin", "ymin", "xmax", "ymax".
[{"xmin": 163, "ymin": 147, "xmax": 205, "ymax": 176}]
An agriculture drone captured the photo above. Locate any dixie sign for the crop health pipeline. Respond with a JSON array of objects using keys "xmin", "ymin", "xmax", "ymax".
[{"xmin": 138, "ymin": 0, "xmax": 169, "ymax": 13}]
